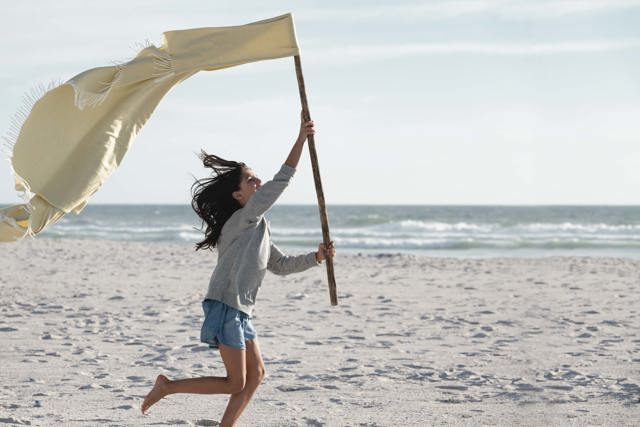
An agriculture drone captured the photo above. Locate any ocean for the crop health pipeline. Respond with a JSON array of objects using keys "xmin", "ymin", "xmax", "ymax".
[{"xmin": 25, "ymin": 204, "xmax": 640, "ymax": 258}]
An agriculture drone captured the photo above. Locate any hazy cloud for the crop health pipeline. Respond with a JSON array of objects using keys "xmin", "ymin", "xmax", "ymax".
[
  {"xmin": 309, "ymin": 40, "xmax": 640, "ymax": 63},
  {"xmin": 297, "ymin": 0, "xmax": 640, "ymax": 22}
]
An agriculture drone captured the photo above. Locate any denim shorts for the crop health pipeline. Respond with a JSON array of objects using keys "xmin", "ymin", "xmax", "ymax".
[{"xmin": 200, "ymin": 299, "xmax": 256, "ymax": 350}]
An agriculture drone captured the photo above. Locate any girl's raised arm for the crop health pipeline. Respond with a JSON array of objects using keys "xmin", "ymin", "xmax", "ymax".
[{"xmin": 240, "ymin": 116, "xmax": 315, "ymax": 221}]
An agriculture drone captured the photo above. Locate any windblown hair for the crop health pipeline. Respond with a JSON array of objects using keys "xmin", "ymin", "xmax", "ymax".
[{"xmin": 191, "ymin": 151, "xmax": 246, "ymax": 251}]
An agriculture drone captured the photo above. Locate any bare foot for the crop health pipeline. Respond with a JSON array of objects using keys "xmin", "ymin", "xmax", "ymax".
[{"xmin": 141, "ymin": 374, "xmax": 169, "ymax": 414}]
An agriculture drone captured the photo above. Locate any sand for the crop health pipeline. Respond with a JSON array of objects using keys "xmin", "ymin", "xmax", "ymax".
[{"xmin": 1, "ymin": 238, "xmax": 639, "ymax": 426}]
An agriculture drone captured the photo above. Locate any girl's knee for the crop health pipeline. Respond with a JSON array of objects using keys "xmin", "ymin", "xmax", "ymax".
[
  {"xmin": 226, "ymin": 375, "xmax": 246, "ymax": 394},
  {"xmin": 247, "ymin": 366, "xmax": 266, "ymax": 387},
  {"xmin": 257, "ymin": 366, "xmax": 266, "ymax": 381}
]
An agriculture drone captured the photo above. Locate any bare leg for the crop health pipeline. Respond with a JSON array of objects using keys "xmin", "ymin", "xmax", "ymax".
[
  {"xmin": 220, "ymin": 339, "xmax": 266, "ymax": 426},
  {"xmin": 141, "ymin": 343, "xmax": 246, "ymax": 414}
]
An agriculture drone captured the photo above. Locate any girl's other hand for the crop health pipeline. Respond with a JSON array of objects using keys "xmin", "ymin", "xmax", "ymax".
[{"xmin": 315, "ymin": 241, "xmax": 335, "ymax": 263}]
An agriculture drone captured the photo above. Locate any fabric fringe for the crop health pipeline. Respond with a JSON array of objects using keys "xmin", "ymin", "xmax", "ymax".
[
  {"xmin": 1, "ymin": 81, "xmax": 62, "ymax": 159},
  {"xmin": 1, "ymin": 80, "xmax": 62, "ymax": 207},
  {"xmin": 73, "ymin": 41, "xmax": 173, "ymax": 110}
]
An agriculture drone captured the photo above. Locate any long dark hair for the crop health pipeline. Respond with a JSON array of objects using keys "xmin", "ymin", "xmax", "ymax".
[{"xmin": 191, "ymin": 150, "xmax": 245, "ymax": 251}]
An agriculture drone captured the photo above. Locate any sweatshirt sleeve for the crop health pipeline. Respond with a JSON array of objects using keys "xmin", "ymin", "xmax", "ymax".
[
  {"xmin": 240, "ymin": 164, "xmax": 296, "ymax": 223},
  {"xmin": 267, "ymin": 242, "xmax": 319, "ymax": 276}
]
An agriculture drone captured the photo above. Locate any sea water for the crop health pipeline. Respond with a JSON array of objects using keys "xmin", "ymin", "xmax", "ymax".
[{"xmin": 25, "ymin": 204, "xmax": 640, "ymax": 258}]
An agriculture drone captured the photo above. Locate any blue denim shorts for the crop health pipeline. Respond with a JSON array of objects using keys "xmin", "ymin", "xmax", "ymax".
[{"xmin": 200, "ymin": 299, "xmax": 256, "ymax": 350}]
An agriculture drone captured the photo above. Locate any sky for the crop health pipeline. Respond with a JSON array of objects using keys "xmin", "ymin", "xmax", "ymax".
[{"xmin": 1, "ymin": 0, "xmax": 639, "ymax": 205}]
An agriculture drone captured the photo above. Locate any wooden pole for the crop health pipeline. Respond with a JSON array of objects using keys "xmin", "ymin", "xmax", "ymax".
[{"xmin": 293, "ymin": 55, "xmax": 338, "ymax": 306}]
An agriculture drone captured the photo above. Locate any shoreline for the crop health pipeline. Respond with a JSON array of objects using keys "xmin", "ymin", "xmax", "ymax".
[{"xmin": 19, "ymin": 235, "xmax": 640, "ymax": 261}]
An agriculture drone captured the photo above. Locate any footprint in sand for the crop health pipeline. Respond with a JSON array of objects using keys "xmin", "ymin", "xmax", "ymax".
[
  {"xmin": 0, "ymin": 417, "xmax": 32, "ymax": 425},
  {"xmin": 41, "ymin": 333, "xmax": 63, "ymax": 340},
  {"xmin": 470, "ymin": 332, "xmax": 489, "ymax": 339},
  {"xmin": 600, "ymin": 338, "xmax": 624, "ymax": 346},
  {"xmin": 435, "ymin": 384, "xmax": 468, "ymax": 391},
  {"xmin": 514, "ymin": 382, "xmax": 544, "ymax": 392},
  {"xmin": 303, "ymin": 417, "xmax": 326, "ymax": 426},
  {"xmin": 267, "ymin": 359, "xmax": 301, "ymax": 365},
  {"xmin": 322, "ymin": 384, "xmax": 340, "ymax": 390},
  {"xmin": 113, "ymin": 404, "xmax": 134, "ymax": 410},
  {"xmin": 194, "ymin": 419, "xmax": 219, "ymax": 426},
  {"xmin": 276, "ymin": 384, "xmax": 316, "ymax": 392},
  {"xmin": 545, "ymin": 384, "xmax": 574, "ymax": 391},
  {"xmin": 79, "ymin": 383, "xmax": 100, "ymax": 390},
  {"xmin": 601, "ymin": 320, "xmax": 622, "ymax": 327},
  {"xmin": 2, "ymin": 404, "xmax": 20, "ymax": 410},
  {"xmin": 143, "ymin": 310, "xmax": 160, "ymax": 316},
  {"xmin": 495, "ymin": 320, "xmax": 515, "ymax": 327},
  {"xmin": 346, "ymin": 335, "xmax": 366, "ymax": 340}
]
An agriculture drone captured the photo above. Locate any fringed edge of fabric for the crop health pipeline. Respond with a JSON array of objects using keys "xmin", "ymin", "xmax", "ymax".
[
  {"xmin": 1, "ymin": 80, "xmax": 62, "ymax": 239},
  {"xmin": 1, "ymin": 80, "xmax": 63, "ymax": 172},
  {"xmin": 71, "ymin": 40, "xmax": 174, "ymax": 110},
  {"xmin": 139, "ymin": 39, "xmax": 174, "ymax": 79}
]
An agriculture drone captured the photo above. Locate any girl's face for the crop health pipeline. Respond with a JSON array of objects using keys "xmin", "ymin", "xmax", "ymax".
[{"xmin": 233, "ymin": 168, "xmax": 262, "ymax": 206}]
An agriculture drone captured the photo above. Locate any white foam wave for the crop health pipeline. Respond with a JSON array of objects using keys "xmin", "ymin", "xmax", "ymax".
[
  {"xmin": 522, "ymin": 222, "xmax": 640, "ymax": 232},
  {"xmin": 397, "ymin": 220, "xmax": 495, "ymax": 232}
]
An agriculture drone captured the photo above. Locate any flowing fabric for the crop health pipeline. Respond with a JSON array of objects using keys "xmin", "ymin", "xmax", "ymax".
[{"xmin": 0, "ymin": 14, "xmax": 299, "ymax": 242}]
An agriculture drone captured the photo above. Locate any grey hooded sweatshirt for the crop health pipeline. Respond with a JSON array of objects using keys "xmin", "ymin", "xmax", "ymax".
[{"xmin": 204, "ymin": 164, "xmax": 319, "ymax": 315}]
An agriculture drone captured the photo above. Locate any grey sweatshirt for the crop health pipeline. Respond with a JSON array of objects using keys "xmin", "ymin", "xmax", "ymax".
[{"xmin": 204, "ymin": 164, "xmax": 319, "ymax": 315}]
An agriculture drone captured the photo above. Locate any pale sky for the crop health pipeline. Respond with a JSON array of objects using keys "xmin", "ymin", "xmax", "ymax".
[{"xmin": 1, "ymin": 0, "xmax": 639, "ymax": 205}]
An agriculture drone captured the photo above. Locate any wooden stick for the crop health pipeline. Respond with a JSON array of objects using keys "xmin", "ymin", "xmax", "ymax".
[{"xmin": 293, "ymin": 55, "xmax": 338, "ymax": 306}]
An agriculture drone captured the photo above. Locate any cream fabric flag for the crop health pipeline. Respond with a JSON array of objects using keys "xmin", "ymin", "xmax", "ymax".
[{"xmin": 0, "ymin": 14, "xmax": 299, "ymax": 242}]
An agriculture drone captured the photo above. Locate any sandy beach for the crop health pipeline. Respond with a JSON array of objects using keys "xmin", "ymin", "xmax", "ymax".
[{"xmin": 1, "ymin": 238, "xmax": 639, "ymax": 426}]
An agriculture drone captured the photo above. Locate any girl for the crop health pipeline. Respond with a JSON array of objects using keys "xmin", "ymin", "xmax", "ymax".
[{"xmin": 141, "ymin": 115, "xmax": 336, "ymax": 426}]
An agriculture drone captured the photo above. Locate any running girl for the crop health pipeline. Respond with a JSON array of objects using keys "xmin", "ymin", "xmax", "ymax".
[{"xmin": 141, "ymin": 115, "xmax": 335, "ymax": 426}]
